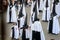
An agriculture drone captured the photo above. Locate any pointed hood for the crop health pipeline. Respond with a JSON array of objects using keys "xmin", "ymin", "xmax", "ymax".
[
  {"xmin": 34, "ymin": 0, "xmax": 39, "ymax": 22},
  {"xmin": 51, "ymin": 1, "xmax": 57, "ymax": 17},
  {"xmin": 33, "ymin": 2, "xmax": 36, "ymax": 12},
  {"xmin": 18, "ymin": 6, "xmax": 24, "ymax": 18},
  {"xmin": 18, "ymin": 0, "xmax": 26, "ymax": 18},
  {"xmin": 45, "ymin": 0, "xmax": 49, "ymax": 8}
]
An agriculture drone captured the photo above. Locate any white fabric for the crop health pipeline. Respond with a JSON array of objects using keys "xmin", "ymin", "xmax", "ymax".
[
  {"xmin": 14, "ymin": 25, "xmax": 19, "ymax": 39},
  {"xmin": 42, "ymin": 7, "xmax": 51, "ymax": 21},
  {"xmin": 11, "ymin": 6, "xmax": 17, "ymax": 22},
  {"xmin": 19, "ymin": 17, "xmax": 25, "ymax": 37},
  {"xmin": 56, "ymin": 3, "xmax": 60, "ymax": 16},
  {"xmin": 31, "ymin": 1, "xmax": 36, "ymax": 15},
  {"xmin": 6, "ymin": 5, "xmax": 17, "ymax": 23},
  {"xmin": 39, "ymin": 0, "xmax": 44, "ymax": 11},
  {"xmin": 30, "ymin": 1, "xmax": 36, "ymax": 27},
  {"xmin": 51, "ymin": 3, "xmax": 60, "ymax": 34},
  {"xmin": 22, "ymin": 4, "xmax": 26, "ymax": 17},
  {"xmin": 31, "ymin": 21, "xmax": 45, "ymax": 40},
  {"xmin": 18, "ymin": 4, "xmax": 21, "ymax": 15},
  {"xmin": 20, "ymin": 16, "xmax": 25, "ymax": 28},
  {"xmin": 37, "ymin": 0, "xmax": 39, "ymax": 15},
  {"xmin": 26, "ymin": 29, "xmax": 32, "ymax": 39},
  {"xmin": 52, "ymin": 16, "xmax": 60, "ymax": 34},
  {"xmin": 7, "ymin": 6, "xmax": 9, "ymax": 22}
]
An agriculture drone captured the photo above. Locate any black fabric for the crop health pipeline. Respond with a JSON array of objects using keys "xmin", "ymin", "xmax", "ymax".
[
  {"xmin": 26, "ymin": 38, "xmax": 29, "ymax": 40},
  {"xmin": 34, "ymin": 1, "xmax": 39, "ymax": 22},
  {"xmin": 12, "ymin": 27, "xmax": 14, "ymax": 38},
  {"xmin": 48, "ymin": 16, "xmax": 53, "ymax": 33},
  {"xmin": 18, "ymin": 7, "xmax": 24, "ymax": 18},
  {"xmin": 38, "ymin": 0, "xmax": 40, "ymax": 8},
  {"xmin": 9, "ymin": 5, "xmax": 12, "ymax": 22},
  {"xmin": 18, "ymin": 20, "xmax": 20, "ymax": 28},
  {"xmin": 31, "ymin": 14, "xmax": 34, "ymax": 23},
  {"xmin": 33, "ymin": 3, "xmax": 36, "ymax": 12},
  {"xmin": 9, "ymin": 0, "xmax": 12, "ymax": 6},
  {"xmin": 32, "ymin": 31, "xmax": 41, "ymax": 40},
  {"xmin": 52, "ymin": 0, "xmax": 57, "ymax": 17},
  {"xmin": 45, "ymin": 8, "xmax": 47, "ymax": 21},
  {"xmin": 22, "ymin": 29, "xmax": 26, "ymax": 40},
  {"xmin": 45, "ymin": 0, "xmax": 49, "ymax": 8}
]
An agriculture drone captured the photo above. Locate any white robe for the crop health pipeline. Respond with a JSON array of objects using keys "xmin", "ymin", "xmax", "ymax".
[
  {"xmin": 10, "ymin": 25, "xmax": 19, "ymax": 39},
  {"xmin": 6, "ymin": 5, "xmax": 17, "ymax": 23},
  {"xmin": 30, "ymin": 1, "xmax": 36, "ymax": 27},
  {"xmin": 56, "ymin": 2, "xmax": 60, "ymax": 16},
  {"xmin": 31, "ymin": 21, "xmax": 45, "ymax": 40},
  {"xmin": 19, "ymin": 17, "xmax": 25, "ymax": 37},
  {"xmin": 52, "ymin": 3, "xmax": 60, "ymax": 34},
  {"xmin": 42, "ymin": 7, "xmax": 51, "ymax": 21},
  {"xmin": 14, "ymin": 25, "xmax": 19, "ymax": 39},
  {"xmin": 52, "ymin": 16, "xmax": 60, "ymax": 34},
  {"xmin": 47, "ymin": 4, "xmax": 60, "ymax": 34},
  {"xmin": 42, "ymin": 0, "xmax": 51, "ymax": 21}
]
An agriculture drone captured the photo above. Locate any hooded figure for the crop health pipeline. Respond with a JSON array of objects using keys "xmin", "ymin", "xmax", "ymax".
[
  {"xmin": 18, "ymin": 0, "xmax": 28, "ymax": 39},
  {"xmin": 31, "ymin": 0, "xmax": 45, "ymax": 40},
  {"xmin": 30, "ymin": 0, "xmax": 39, "ymax": 27},
  {"xmin": 10, "ymin": 23, "xmax": 19, "ymax": 40},
  {"xmin": 42, "ymin": 0, "xmax": 51, "ymax": 22},
  {"xmin": 7, "ymin": 0, "xmax": 17, "ymax": 23},
  {"xmin": 48, "ymin": 0, "xmax": 60, "ymax": 34}
]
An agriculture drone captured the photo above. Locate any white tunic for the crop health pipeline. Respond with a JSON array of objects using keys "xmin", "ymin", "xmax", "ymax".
[
  {"xmin": 42, "ymin": 0, "xmax": 51, "ymax": 21},
  {"xmin": 19, "ymin": 17, "xmax": 25, "ymax": 37},
  {"xmin": 14, "ymin": 25, "xmax": 19, "ymax": 39},
  {"xmin": 47, "ymin": 4, "xmax": 60, "ymax": 34},
  {"xmin": 6, "ymin": 5, "xmax": 17, "ymax": 23},
  {"xmin": 42, "ymin": 7, "xmax": 51, "ymax": 21},
  {"xmin": 52, "ymin": 4, "xmax": 60, "ymax": 34},
  {"xmin": 31, "ymin": 21, "xmax": 45, "ymax": 40},
  {"xmin": 10, "ymin": 25, "xmax": 19, "ymax": 39},
  {"xmin": 56, "ymin": 2, "xmax": 60, "ymax": 16},
  {"xmin": 52, "ymin": 16, "xmax": 60, "ymax": 34}
]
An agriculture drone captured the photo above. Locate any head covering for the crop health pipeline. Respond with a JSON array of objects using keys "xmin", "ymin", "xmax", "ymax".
[
  {"xmin": 18, "ymin": 0, "xmax": 25, "ymax": 18},
  {"xmin": 33, "ymin": 2, "xmax": 36, "ymax": 12},
  {"xmin": 18, "ymin": 7, "xmax": 24, "ymax": 18},
  {"xmin": 34, "ymin": 0, "xmax": 39, "ymax": 22},
  {"xmin": 45, "ymin": 0, "xmax": 49, "ymax": 8},
  {"xmin": 51, "ymin": 0, "xmax": 57, "ymax": 17}
]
